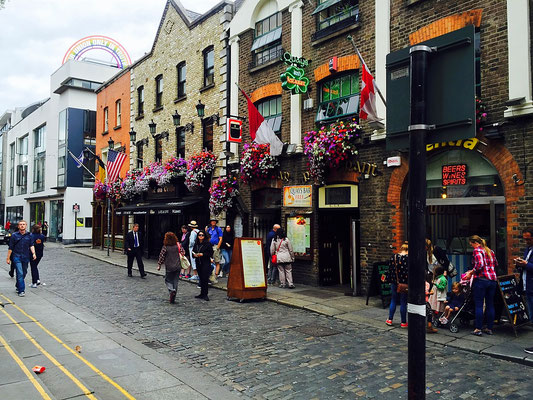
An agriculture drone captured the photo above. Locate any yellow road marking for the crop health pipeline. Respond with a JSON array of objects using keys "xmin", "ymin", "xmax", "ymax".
[
  {"xmin": 0, "ymin": 333, "xmax": 52, "ymax": 400},
  {"xmin": 0, "ymin": 294, "xmax": 136, "ymax": 400},
  {"xmin": 0, "ymin": 306, "xmax": 98, "ymax": 399}
]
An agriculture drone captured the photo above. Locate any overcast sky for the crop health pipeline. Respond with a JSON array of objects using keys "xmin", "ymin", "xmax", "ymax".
[{"xmin": 0, "ymin": 0, "xmax": 221, "ymax": 114}]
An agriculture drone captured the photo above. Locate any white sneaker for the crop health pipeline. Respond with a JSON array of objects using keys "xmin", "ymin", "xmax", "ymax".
[
  {"xmin": 18, "ymin": 292, "xmax": 25, "ymax": 297},
  {"xmin": 31, "ymin": 283, "xmax": 37, "ymax": 288}
]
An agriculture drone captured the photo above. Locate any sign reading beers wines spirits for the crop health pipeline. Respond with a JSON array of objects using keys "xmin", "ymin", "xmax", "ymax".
[{"xmin": 442, "ymin": 164, "xmax": 467, "ymax": 186}]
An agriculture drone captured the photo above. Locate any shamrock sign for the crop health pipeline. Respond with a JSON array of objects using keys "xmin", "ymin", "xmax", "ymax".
[{"xmin": 281, "ymin": 65, "xmax": 309, "ymax": 95}]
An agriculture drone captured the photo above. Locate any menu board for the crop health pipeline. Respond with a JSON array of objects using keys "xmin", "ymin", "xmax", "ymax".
[
  {"xmin": 241, "ymin": 239, "xmax": 266, "ymax": 288},
  {"xmin": 283, "ymin": 185, "xmax": 312, "ymax": 207},
  {"xmin": 497, "ymin": 275, "xmax": 529, "ymax": 328},
  {"xmin": 366, "ymin": 261, "xmax": 392, "ymax": 309},
  {"xmin": 286, "ymin": 216, "xmax": 311, "ymax": 256}
]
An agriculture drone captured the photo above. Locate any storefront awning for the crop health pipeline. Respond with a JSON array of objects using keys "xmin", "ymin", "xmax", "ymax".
[
  {"xmin": 251, "ymin": 26, "xmax": 282, "ymax": 51},
  {"xmin": 115, "ymin": 198, "xmax": 203, "ymax": 216},
  {"xmin": 312, "ymin": 0, "xmax": 342, "ymax": 15}
]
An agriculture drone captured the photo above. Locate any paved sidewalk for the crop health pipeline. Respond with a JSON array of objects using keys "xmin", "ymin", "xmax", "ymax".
[{"xmin": 71, "ymin": 245, "xmax": 533, "ymax": 367}]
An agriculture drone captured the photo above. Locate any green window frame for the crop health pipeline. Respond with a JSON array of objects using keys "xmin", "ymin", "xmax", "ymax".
[
  {"xmin": 256, "ymin": 96, "xmax": 282, "ymax": 134},
  {"xmin": 316, "ymin": 72, "xmax": 360, "ymax": 122}
]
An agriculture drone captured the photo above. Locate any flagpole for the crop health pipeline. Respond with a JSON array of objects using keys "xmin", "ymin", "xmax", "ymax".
[
  {"xmin": 67, "ymin": 148, "xmax": 97, "ymax": 179},
  {"xmin": 347, "ymin": 36, "xmax": 387, "ymax": 107}
]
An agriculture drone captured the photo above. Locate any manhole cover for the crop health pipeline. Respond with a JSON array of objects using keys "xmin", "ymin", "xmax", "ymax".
[
  {"xmin": 295, "ymin": 290, "xmax": 342, "ymax": 299},
  {"xmin": 293, "ymin": 324, "xmax": 341, "ymax": 337},
  {"xmin": 142, "ymin": 341, "xmax": 167, "ymax": 349}
]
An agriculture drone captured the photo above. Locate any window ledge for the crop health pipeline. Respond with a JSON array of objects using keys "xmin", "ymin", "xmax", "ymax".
[
  {"xmin": 152, "ymin": 106, "xmax": 164, "ymax": 113},
  {"xmin": 135, "ymin": 114, "xmax": 144, "ymax": 121},
  {"xmin": 406, "ymin": 0, "xmax": 426, "ymax": 6},
  {"xmin": 174, "ymin": 95, "xmax": 187, "ymax": 103},
  {"xmin": 504, "ymin": 101, "xmax": 533, "ymax": 118},
  {"xmin": 311, "ymin": 22, "xmax": 360, "ymax": 47},
  {"xmin": 113, "ymin": 125, "xmax": 121, "ymax": 131},
  {"xmin": 199, "ymin": 83, "xmax": 215, "ymax": 93},
  {"xmin": 102, "ymin": 130, "xmax": 109, "ymax": 135},
  {"xmin": 249, "ymin": 57, "xmax": 282, "ymax": 73}
]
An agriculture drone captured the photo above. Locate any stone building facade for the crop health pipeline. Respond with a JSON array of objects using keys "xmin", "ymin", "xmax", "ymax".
[{"xmin": 229, "ymin": 0, "xmax": 533, "ymax": 291}]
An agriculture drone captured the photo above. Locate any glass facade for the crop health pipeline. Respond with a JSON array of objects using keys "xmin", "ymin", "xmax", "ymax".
[{"xmin": 33, "ymin": 124, "xmax": 46, "ymax": 192}]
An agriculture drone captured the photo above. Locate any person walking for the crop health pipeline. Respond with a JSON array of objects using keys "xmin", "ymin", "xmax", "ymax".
[
  {"xmin": 125, "ymin": 223, "xmax": 147, "ymax": 278},
  {"xmin": 157, "ymin": 232, "xmax": 183, "ymax": 303},
  {"xmin": 6, "ymin": 220, "xmax": 36, "ymax": 297},
  {"xmin": 266, "ymin": 224, "xmax": 280, "ymax": 284},
  {"xmin": 206, "ymin": 218, "xmax": 223, "ymax": 282},
  {"xmin": 386, "ymin": 242, "xmax": 409, "ymax": 328},
  {"xmin": 179, "ymin": 225, "xmax": 191, "ymax": 278},
  {"xmin": 42, "ymin": 221, "xmax": 48, "ymax": 242},
  {"xmin": 188, "ymin": 221, "xmax": 200, "ymax": 283},
  {"xmin": 515, "ymin": 227, "xmax": 533, "ymax": 353},
  {"xmin": 220, "ymin": 225, "xmax": 234, "ymax": 277},
  {"xmin": 192, "ymin": 231, "xmax": 213, "ymax": 301},
  {"xmin": 270, "ymin": 228, "xmax": 295, "ymax": 289},
  {"xmin": 466, "ymin": 235, "xmax": 498, "ymax": 336},
  {"xmin": 30, "ymin": 224, "xmax": 46, "ymax": 288}
]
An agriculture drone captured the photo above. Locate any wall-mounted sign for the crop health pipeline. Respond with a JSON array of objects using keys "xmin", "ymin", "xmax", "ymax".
[
  {"xmin": 328, "ymin": 56, "xmax": 338, "ymax": 72},
  {"xmin": 283, "ymin": 185, "xmax": 312, "ymax": 207},
  {"xmin": 427, "ymin": 137, "xmax": 480, "ymax": 152},
  {"xmin": 287, "ymin": 216, "xmax": 311, "ymax": 256},
  {"xmin": 280, "ymin": 51, "xmax": 310, "ymax": 95},
  {"xmin": 318, "ymin": 184, "xmax": 358, "ymax": 208},
  {"xmin": 227, "ymin": 118, "xmax": 242, "ymax": 143},
  {"xmin": 442, "ymin": 164, "xmax": 467, "ymax": 186},
  {"xmin": 386, "ymin": 156, "xmax": 401, "ymax": 167},
  {"xmin": 72, "ymin": 203, "xmax": 80, "ymax": 213}
]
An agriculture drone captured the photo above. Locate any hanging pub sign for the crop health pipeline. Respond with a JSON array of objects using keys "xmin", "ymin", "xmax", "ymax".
[
  {"xmin": 442, "ymin": 164, "xmax": 467, "ymax": 186},
  {"xmin": 280, "ymin": 51, "xmax": 310, "ymax": 95}
]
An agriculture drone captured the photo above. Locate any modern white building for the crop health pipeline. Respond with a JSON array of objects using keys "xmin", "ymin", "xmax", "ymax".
[{"xmin": 4, "ymin": 59, "xmax": 118, "ymax": 243}]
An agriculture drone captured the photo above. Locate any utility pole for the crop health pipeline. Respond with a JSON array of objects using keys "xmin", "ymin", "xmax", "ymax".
[{"xmin": 407, "ymin": 44, "xmax": 432, "ymax": 400}]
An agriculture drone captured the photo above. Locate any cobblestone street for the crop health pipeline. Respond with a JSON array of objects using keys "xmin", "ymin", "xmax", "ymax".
[{"xmin": 6, "ymin": 246, "xmax": 528, "ymax": 399}]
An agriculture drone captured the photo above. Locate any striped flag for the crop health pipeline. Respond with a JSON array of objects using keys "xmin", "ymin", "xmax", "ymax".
[
  {"xmin": 106, "ymin": 150, "xmax": 127, "ymax": 184},
  {"xmin": 359, "ymin": 62, "xmax": 381, "ymax": 122}
]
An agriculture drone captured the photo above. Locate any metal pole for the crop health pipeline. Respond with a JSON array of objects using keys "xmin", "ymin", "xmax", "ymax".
[
  {"xmin": 74, "ymin": 211, "xmax": 77, "ymax": 243},
  {"xmin": 106, "ymin": 196, "xmax": 110, "ymax": 257},
  {"xmin": 407, "ymin": 44, "xmax": 432, "ymax": 400}
]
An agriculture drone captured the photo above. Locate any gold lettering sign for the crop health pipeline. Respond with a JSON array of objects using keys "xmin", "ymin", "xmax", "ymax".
[{"xmin": 426, "ymin": 137, "xmax": 479, "ymax": 152}]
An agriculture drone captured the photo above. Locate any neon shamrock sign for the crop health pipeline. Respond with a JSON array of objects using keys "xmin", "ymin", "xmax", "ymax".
[{"xmin": 280, "ymin": 51, "xmax": 310, "ymax": 95}]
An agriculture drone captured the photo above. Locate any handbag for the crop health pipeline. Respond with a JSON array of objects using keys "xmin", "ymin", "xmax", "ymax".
[
  {"xmin": 395, "ymin": 254, "xmax": 408, "ymax": 294},
  {"xmin": 177, "ymin": 243, "xmax": 190, "ymax": 269},
  {"xmin": 271, "ymin": 239, "xmax": 283, "ymax": 264}
]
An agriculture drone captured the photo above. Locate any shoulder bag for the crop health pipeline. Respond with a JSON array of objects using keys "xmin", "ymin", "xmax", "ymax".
[
  {"xmin": 177, "ymin": 243, "xmax": 190, "ymax": 269},
  {"xmin": 271, "ymin": 239, "xmax": 283, "ymax": 264},
  {"xmin": 395, "ymin": 254, "xmax": 408, "ymax": 294}
]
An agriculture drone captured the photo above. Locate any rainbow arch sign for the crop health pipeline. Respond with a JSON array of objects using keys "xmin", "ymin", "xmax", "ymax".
[{"xmin": 62, "ymin": 35, "xmax": 132, "ymax": 68}]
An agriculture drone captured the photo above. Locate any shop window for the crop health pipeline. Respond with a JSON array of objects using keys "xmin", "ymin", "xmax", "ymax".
[
  {"xmin": 137, "ymin": 86, "xmax": 144, "ymax": 116},
  {"xmin": 312, "ymin": 0, "xmax": 359, "ymax": 42},
  {"xmin": 103, "ymin": 107, "xmax": 108, "ymax": 132},
  {"xmin": 9, "ymin": 143, "xmax": 14, "ymax": 196},
  {"xmin": 202, "ymin": 118, "xmax": 213, "ymax": 152},
  {"xmin": 115, "ymin": 100, "xmax": 121, "ymax": 127},
  {"xmin": 176, "ymin": 127, "xmax": 185, "ymax": 158},
  {"xmin": 155, "ymin": 75, "xmax": 163, "ymax": 108},
  {"xmin": 33, "ymin": 125, "xmax": 46, "ymax": 192},
  {"xmin": 203, "ymin": 47, "xmax": 214, "ymax": 88},
  {"xmin": 251, "ymin": 12, "xmax": 282, "ymax": 68},
  {"xmin": 256, "ymin": 96, "xmax": 282, "ymax": 135},
  {"xmin": 6, "ymin": 206, "xmax": 23, "ymax": 227},
  {"xmin": 57, "ymin": 109, "xmax": 67, "ymax": 187},
  {"xmin": 316, "ymin": 72, "xmax": 360, "ymax": 122},
  {"xmin": 17, "ymin": 135, "xmax": 28, "ymax": 195},
  {"xmin": 29, "ymin": 201, "xmax": 45, "ymax": 226},
  {"xmin": 177, "ymin": 62, "xmax": 186, "ymax": 99}
]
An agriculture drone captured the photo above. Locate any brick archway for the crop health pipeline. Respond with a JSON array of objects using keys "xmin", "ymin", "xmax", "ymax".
[{"xmin": 386, "ymin": 141, "xmax": 525, "ymax": 273}]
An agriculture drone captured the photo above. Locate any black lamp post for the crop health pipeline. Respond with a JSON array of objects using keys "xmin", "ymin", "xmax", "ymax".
[
  {"xmin": 172, "ymin": 110, "xmax": 181, "ymax": 127},
  {"xmin": 107, "ymin": 137, "xmax": 114, "ymax": 150},
  {"xmin": 148, "ymin": 119, "xmax": 157, "ymax": 138},
  {"xmin": 196, "ymin": 100, "xmax": 205, "ymax": 118},
  {"xmin": 129, "ymin": 127, "xmax": 136, "ymax": 143}
]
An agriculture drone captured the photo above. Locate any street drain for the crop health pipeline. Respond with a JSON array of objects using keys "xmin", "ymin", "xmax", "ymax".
[
  {"xmin": 142, "ymin": 341, "xmax": 167, "ymax": 349},
  {"xmin": 293, "ymin": 324, "xmax": 341, "ymax": 337}
]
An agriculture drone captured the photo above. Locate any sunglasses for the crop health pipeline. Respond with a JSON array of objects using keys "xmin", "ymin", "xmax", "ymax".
[{"xmin": 198, "ymin": 234, "xmax": 205, "ymax": 236}]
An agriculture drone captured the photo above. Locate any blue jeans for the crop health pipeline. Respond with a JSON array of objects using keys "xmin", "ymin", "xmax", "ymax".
[
  {"xmin": 221, "ymin": 249, "xmax": 232, "ymax": 273},
  {"xmin": 526, "ymin": 294, "xmax": 533, "ymax": 321},
  {"xmin": 472, "ymin": 278, "xmax": 498, "ymax": 330},
  {"xmin": 12, "ymin": 255, "xmax": 29, "ymax": 294},
  {"xmin": 389, "ymin": 283, "xmax": 408, "ymax": 323}
]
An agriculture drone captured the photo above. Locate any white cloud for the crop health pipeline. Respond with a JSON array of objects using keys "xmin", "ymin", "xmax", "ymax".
[{"xmin": 0, "ymin": 0, "xmax": 221, "ymax": 112}]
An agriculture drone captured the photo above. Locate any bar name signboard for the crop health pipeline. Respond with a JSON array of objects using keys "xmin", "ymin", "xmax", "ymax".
[{"xmin": 442, "ymin": 164, "xmax": 467, "ymax": 186}]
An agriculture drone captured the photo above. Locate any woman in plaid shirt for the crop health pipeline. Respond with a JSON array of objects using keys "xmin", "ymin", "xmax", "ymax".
[{"xmin": 467, "ymin": 235, "xmax": 498, "ymax": 336}]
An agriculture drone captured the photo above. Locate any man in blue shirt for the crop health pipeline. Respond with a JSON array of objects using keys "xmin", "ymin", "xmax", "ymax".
[
  {"xmin": 206, "ymin": 218, "xmax": 223, "ymax": 282},
  {"xmin": 6, "ymin": 220, "xmax": 36, "ymax": 297}
]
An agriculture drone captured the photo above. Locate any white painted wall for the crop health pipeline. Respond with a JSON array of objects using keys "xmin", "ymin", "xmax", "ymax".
[{"xmin": 63, "ymin": 187, "xmax": 94, "ymax": 241}]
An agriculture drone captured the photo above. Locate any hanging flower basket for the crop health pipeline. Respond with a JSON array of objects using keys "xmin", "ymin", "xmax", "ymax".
[
  {"xmin": 93, "ymin": 180, "xmax": 108, "ymax": 201},
  {"xmin": 146, "ymin": 162, "xmax": 172, "ymax": 188},
  {"xmin": 209, "ymin": 176, "xmax": 239, "ymax": 216},
  {"xmin": 164, "ymin": 157, "xmax": 187, "ymax": 182},
  {"xmin": 476, "ymin": 96, "xmax": 487, "ymax": 133},
  {"xmin": 121, "ymin": 169, "xmax": 144, "ymax": 201},
  {"xmin": 107, "ymin": 179, "xmax": 122, "ymax": 204},
  {"xmin": 185, "ymin": 151, "xmax": 217, "ymax": 191},
  {"xmin": 239, "ymin": 143, "xmax": 279, "ymax": 185},
  {"xmin": 303, "ymin": 119, "xmax": 360, "ymax": 184}
]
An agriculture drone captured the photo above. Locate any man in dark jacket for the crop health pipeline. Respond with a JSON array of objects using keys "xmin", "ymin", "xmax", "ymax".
[
  {"xmin": 6, "ymin": 220, "xmax": 36, "ymax": 296},
  {"xmin": 266, "ymin": 224, "xmax": 280, "ymax": 284},
  {"xmin": 516, "ymin": 227, "xmax": 533, "ymax": 354},
  {"xmin": 125, "ymin": 223, "xmax": 146, "ymax": 278}
]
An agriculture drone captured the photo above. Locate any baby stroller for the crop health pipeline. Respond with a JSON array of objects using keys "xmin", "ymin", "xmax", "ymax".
[{"xmin": 433, "ymin": 277, "xmax": 475, "ymax": 333}]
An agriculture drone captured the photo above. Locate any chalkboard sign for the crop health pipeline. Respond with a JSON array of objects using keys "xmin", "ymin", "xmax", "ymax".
[
  {"xmin": 366, "ymin": 261, "xmax": 392, "ymax": 309},
  {"xmin": 497, "ymin": 274, "xmax": 530, "ymax": 336}
]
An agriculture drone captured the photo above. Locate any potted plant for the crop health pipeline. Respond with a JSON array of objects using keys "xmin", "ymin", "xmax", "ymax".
[
  {"xmin": 208, "ymin": 176, "xmax": 239, "ymax": 216},
  {"xmin": 185, "ymin": 151, "xmax": 217, "ymax": 191},
  {"xmin": 303, "ymin": 118, "xmax": 360, "ymax": 184},
  {"xmin": 239, "ymin": 143, "xmax": 279, "ymax": 185},
  {"xmin": 107, "ymin": 179, "xmax": 122, "ymax": 204}
]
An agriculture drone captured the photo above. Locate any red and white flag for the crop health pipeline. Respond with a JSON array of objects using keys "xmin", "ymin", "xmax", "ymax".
[
  {"xmin": 106, "ymin": 149, "xmax": 127, "ymax": 184},
  {"xmin": 240, "ymin": 89, "xmax": 283, "ymax": 156},
  {"xmin": 359, "ymin": 62, "xmax": 382, "ymax": 123}
]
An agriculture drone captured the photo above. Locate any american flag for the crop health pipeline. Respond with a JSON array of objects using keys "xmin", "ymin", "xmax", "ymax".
[{"xmin": 106, "ymin": 150, "xmax": 127, "ymax": 184}]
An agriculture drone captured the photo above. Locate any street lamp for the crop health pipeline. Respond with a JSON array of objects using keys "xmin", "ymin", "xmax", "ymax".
[
  {"xmin": 172, "ymin": 110, "xmax": 181, "ymax": 127},
  {"xmin": 148, "ymin": 119, "xmax": 157, "ymax": 138},
  {"xmin": 129, "ymin": 127, "xmax": 136, "ymax": 143},
  {"xmin": 107, "ymin": 137, "xmax": 114, "ymax": 150},
  {"xmin": 195, "ymin": 100, "xmax": 205, "ymax": 118}
]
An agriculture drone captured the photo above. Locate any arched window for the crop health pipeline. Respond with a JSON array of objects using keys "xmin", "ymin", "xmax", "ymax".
[
  {"xmin": 316, "ymin": 72, "xmax": 359, "ymax": 123},
  {"xmin": 256, "ymin": 96, "xmax": 282, "ymax": 135}
]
